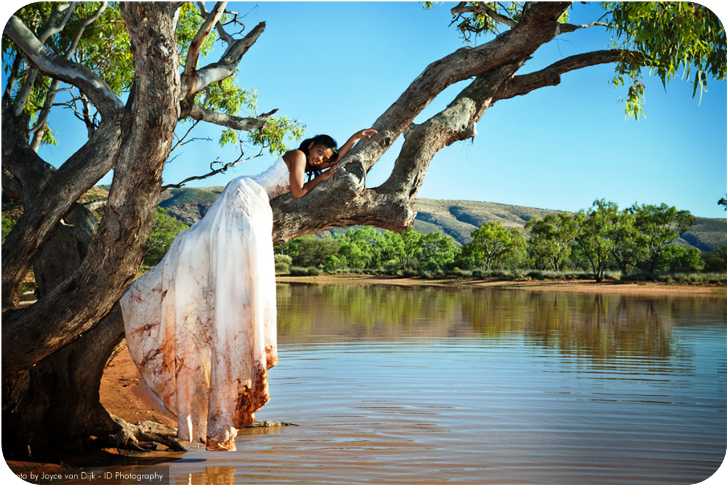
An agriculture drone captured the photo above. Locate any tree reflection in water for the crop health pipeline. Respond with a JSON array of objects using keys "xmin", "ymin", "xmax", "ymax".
[{"xmin": 277, "ymin": 283, "xmax": 724, "ymax": 367}]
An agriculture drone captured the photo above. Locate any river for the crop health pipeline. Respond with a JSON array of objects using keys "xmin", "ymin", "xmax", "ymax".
[{"xmin": 105, "ymin": 284, "xmax": 728, "ymax": 484}]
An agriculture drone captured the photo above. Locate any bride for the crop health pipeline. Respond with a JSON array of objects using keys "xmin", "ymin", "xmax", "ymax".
[{"xmin": 120, "ymin": 128, "xmax": 376, "ymax": 451}]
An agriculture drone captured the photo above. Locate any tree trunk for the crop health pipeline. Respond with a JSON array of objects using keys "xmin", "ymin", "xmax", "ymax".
[
  {"xmin": 2, "ymin": 2, "xmax": 182, "ymax": 458},
  {"xmin": 2, "ymin": 306, "xmax": 126, "ymax": 458}
]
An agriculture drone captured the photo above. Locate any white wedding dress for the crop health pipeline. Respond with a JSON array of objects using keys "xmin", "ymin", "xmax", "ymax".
[{"xmin": 120, "ymin": 157, "xmax": 290, "ymax": 451}]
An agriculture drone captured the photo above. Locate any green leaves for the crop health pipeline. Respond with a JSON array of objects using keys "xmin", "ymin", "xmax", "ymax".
[
  {"xmin": 460, "ymin": 221, "xmax": 525, "ymax": 270},
  {"xmin": 142, "ymin": 208, "xmax": 190, "ymax": 267},
  {"xmin": 603, "ymin": 2, "xmax": 726, "ymax": 118},
  {"xmin": 249, "ymin": 115, "xmax": 306, "ymax": 157},
  {"xmin": 628, "ymin": 202, "xmax": 697, "ymax": 272},
  {"xmin": 525, "ymin": 213, "xmax": 581, "ymax": 271}
]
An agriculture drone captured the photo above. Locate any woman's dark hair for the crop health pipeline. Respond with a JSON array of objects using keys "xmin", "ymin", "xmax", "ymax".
[{"xmin": 298, "ymin": 134, "xmax": 338, "ymax": 180}]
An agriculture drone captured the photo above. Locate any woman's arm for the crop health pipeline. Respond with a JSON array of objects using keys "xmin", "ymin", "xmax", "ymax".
[
  {"xmin": 317, "ymin": 129, "xmax": 377, "ymax": 171},
  {"xmin": 285, "ymin": 150, "xmax": 339, "ymax": 199},
  {"xmin": 337, "ymin": 128, "xmax": 377, "ymax": 162}
]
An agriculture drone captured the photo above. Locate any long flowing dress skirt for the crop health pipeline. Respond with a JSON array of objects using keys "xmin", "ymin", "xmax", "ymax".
[{"xmin": 120, "ymin": 176, "xmax": 278, "ymax": 451}]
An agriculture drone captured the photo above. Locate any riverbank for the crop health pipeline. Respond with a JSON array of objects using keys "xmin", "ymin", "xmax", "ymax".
[
  {"xmin": 5, "ymin": 275, "xmax": 725, "ymax": 478},
  {"xmin": 277, "ymin": 274, "xmax": 727, "ymax": 295}
]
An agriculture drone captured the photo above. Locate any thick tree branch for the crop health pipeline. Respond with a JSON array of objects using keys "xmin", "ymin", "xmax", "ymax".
[
  {"xmin": 184, "ymin": 1, "xmax": 227, "ymax": 77},
  {"xmin": 340, "ymin": 2, "xmax": 571, "ymax": 176},
  {"xmin": 2, "ymin": 169, "xmax": 23, "ymax": 200},
  {"xmin": 3, "ymin": 15, "xmax": 123, "ymax": 120},
  {"xmin": 379, "ymin": 63, "xmax": 521, "ymax": 205},
  {"xmin": 1, "ymin": 115, "xmax": 123, "ymax": 310},
  {"xmin": 180, "ymin": 21, "xmax": 265, "ymax": 103}
]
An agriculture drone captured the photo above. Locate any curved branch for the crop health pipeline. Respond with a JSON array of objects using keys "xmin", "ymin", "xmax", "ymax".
[
  {"xmin": 3, "ymin": 15, "xmax": 124, "ymax": 120},
  {"xmin": 161, "ymin": 147, "xmax": 264, "ymax": 191},
  {"xmin": 499, "ymin": 50, "xmax": 627, "ymax": 100},
  {"xmin": 13, "ymin": 2, "xmax": 77, "ymax": 116},
  {"xmin": 343, "ymin": 2, "xmax": 571, "ymax": 174},
  {"xmin": 181, "ymin": 21, "xmax": 265, "ymax": 100},
  {"xmin": 376, "ymin": 62, "xmax": 521, "ymax": 216},
  {"xmin": 188, "ymin": 103, "xmax": 276, "ymax": 130},
  {"xmin": 30, "ymin": 3, "xmax": 109, "ymax": 151},
  {"xmin": 184, "ymin": 1, "xmax": 227, "ymax": 77}
]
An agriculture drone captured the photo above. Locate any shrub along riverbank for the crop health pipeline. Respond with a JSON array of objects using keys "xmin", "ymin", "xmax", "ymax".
[{"xmin": 281, "ymin": 264, "xmax": 726, "ymax": 286}]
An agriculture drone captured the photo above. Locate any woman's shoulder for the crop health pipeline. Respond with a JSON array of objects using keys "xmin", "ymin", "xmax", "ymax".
[{"xmin": 283, "ymin": 149, "xmax": 306, "ymax": 167}]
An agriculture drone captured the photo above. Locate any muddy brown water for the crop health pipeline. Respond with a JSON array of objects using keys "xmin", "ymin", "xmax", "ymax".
[{"xmin": 74, "ymin": 284, "xmax": 728, "ymax": 484}]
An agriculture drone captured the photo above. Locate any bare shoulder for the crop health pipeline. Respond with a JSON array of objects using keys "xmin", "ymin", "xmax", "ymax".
[{"xmin": 283, "ymin": 149, "xmax": 306, "ymax": 171}]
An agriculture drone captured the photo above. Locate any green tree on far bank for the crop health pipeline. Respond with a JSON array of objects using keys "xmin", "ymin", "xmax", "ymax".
[
  {"xmin": 417, "ymin": 231, "xmax": 459, "ymax": 271},
  {"xmin": 460, "ymin": 221, "xmax": 526, "ymax": 270},
  {"xmin": 142, "ymin": 208, "xmax": 189, "ymax": 266},
  {"xmin": 656, "ymin": 245, "xmax": 705, "ymax": 273},
  {"xmin": 630, "ymin": 203, "xmax": 697, "ymax": 273},
  {"xmin": 525, "ymin": 213, "xmax": 580, "ymax": 271},
  {"xmin": 575, "ymin": 200, "xmax": 620, "ymax": 283},
  {"xmin": 609, "ymin": 208, "xmax": 646, "ymax": 275}
]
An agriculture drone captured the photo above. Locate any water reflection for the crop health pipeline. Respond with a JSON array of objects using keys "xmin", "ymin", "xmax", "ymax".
[
  {"xmin": 186, "ymin": 466, "xmax": 236, "ymax": 485},
  {"xmin": 278, "ymin": 283, "xmax": 721, "ymax": 363}
]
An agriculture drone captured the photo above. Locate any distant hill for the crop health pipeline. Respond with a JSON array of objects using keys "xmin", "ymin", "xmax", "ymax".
[
  {"xmin": 3, "ymin": 187, "xmax": 725, "ymax": 251},
  {"xmin": 413, "ymin": 199, "xmax": 727, "ymax": 250},
  {"xmin": 413, "ymin": 199, "xmax": 562, "ymax": 244},
  {"xmin": 153, "ymin": 187, "xmax": 726, "ymax": 251}
]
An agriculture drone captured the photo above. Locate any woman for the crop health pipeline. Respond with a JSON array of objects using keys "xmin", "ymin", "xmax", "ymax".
[{"xmin": 120, "ymin": 128, "xmax": 377, "ymax": 451}]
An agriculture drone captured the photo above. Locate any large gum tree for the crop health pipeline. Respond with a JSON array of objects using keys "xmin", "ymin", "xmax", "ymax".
[{"xmin": 2, "ymin": 2, "xmax": 724, "ymax": 458}]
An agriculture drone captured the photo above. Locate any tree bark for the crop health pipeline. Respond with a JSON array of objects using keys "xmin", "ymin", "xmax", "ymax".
[{"xmin": 2, "ymin": 2, "xmax": 182, "ymax": 457}]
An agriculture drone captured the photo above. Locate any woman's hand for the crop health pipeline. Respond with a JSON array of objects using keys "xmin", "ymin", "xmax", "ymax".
[
  {"xmin": 337, "ymin": 129, "xmax": 378, "ymax": 161},
  {"xmin": 351, "ymin": 129, "xmax": 377, "ymax": 141},
  {"xmin": 320, "ymin": 163, "xmax": 339, "ymax": 181}
]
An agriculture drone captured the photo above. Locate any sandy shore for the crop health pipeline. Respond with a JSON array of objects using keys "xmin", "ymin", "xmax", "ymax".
[
  {"xmin": 278, "ymin": 274, "xmax": 727, "ymax": 295},
  {"xmin": 5, "ymin": 276, "xmax": 725, "ymax": 476},
  {"xmin": 5, "ymin": 348, "xmax": 178, "ymax": 478}
]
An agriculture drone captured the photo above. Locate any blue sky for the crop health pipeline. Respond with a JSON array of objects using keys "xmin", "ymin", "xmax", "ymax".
[{"xmin": 3, "ymin": 1, "xmax": 728, "ymax": 218}]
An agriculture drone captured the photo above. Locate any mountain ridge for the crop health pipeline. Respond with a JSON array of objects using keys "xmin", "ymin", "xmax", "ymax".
[{"xmin": 156, "ymin": 187, "xmax": 727, "ymax": 251}]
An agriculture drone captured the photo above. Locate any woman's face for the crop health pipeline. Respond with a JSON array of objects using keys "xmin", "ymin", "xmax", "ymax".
[{"xmin": 308, "ymin": 143, "xmax": 334, "ymax": 167}]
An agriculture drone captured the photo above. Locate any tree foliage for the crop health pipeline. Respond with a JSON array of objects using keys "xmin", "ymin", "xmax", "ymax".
[
  {"xmin": 629, "ymin": 202, "xmax": 698, "ymax": 273},
  {"xmin": 142, "ymin": 207, "xmax": 189, "ymax": 267},
  {"xmin": 460, "ymin": 221, "xmax": 526, "ymax": 270},
  {"xmin": 525, "ymin": 213, "xmax": 581, "ymax": 271},
  {"xmin": 443, "ymin": 2, "xmax": 726, "ymax": 119},
  {"xmin": 605, "ymin": 2, "xmax": 726, "ymax": 117},
  {"xmin": 575, "ymin": 200, "xmax": 620, "ymax": 282}
]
